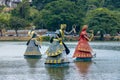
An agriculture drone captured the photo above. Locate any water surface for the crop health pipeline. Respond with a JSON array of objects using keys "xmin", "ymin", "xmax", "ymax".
[{"xmin": 0, "ymin": 41, "xmax": 120, "ymax": 80}]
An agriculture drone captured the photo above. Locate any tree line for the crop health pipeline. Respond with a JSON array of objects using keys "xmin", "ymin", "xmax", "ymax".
[{"xmin": 0, "ymin": 0, "xmax": 120, "ymax": 36}]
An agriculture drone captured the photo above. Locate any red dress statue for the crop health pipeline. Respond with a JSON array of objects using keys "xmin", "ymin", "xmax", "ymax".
[{"xmin": 73, "ymin": 25, "xmax": 93, "ymax": 61}]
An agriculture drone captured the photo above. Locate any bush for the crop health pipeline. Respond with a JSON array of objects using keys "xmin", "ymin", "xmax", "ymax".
[{"xmin": 42, "ymin": 36, "xmax": 50, "ymax": 41}]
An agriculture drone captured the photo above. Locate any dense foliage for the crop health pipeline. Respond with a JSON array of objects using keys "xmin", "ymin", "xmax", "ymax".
[
  {"xmin": 0, "ymin": 0, "xmax": 120, "ymax": 36},
  {"xmin": 9, "ymin": 17, "xmax": 29, "ymax": 36},
  {"xmin": 85, "ymin": 8, "xmax": 120, "ymax": 35}
]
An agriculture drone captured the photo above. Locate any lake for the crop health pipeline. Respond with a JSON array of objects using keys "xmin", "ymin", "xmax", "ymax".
[{"xmin": 0, "ymin": 41, "xmax": 120, "ymax": 80}]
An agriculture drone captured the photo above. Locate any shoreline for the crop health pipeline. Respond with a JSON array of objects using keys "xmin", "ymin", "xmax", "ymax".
[{"xmin": 0, "ymin": 36, "xmax": 120, "ymax": 41}]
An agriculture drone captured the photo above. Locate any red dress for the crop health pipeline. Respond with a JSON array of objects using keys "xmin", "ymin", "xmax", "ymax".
[{"xmin": 73, "ymin": 29, "xmax": 93, "ymax": 58}]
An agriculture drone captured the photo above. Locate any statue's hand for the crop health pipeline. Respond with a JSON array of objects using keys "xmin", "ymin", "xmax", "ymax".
[{"xmin": 58, "ymin": 38, "xmax": 62, "ymax": 41}]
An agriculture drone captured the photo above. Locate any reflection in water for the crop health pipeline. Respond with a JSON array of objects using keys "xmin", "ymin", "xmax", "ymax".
[
  {"xmin": 46, "ymin": 67, "xmax": 69, "ymax": 80},
  {"xmin": 75, "ymin": 62, "xmax": 92, "ymax": 77},
  {"xmin": 25, "ymin": 58, "xmax": 40, "ymax": 75},
  {"xmin": 25, "ymin": 58, "xmax": 40, "ymax": 68}
]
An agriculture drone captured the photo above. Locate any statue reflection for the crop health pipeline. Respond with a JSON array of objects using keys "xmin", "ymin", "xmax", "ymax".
[
  {"xmin": 25, "ymin": 58, "xmax": 40, "ymax": 68},
  {"xmin": 75, "ymin": 62, "xmax": 92, "ymax": 77},
  {"xmin": 25, "ymin": 58, "xmax": 40, "ymax": 74},
  {"xmin": 46, "ymin": 67, "xmax": 69, "ymax": 80}
]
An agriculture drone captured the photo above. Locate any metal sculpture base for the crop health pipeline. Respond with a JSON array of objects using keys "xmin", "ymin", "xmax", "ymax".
[
  {"xmin": 24, "ymin": 55, "xmax": 41, "ymax": 59},
  {"xmin": 74, "ymin": 58, "xmax": 92, "ymax": 62},
  {"xmin": 45, "ymin": 62, "xmax": 69, "ymax": 67}
]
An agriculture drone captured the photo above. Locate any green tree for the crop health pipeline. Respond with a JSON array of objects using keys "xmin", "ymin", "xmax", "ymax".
[
  {"xmin": 85, "ymin": 8, "xmax": 120, "ymax": 35},
  {"xmin": 74, "ymin": 0, "xmax": 105, "ymax": 12},
  {"xmin": 32, "ymin": 0, "xmax": 57, "ymax": 10},
  {"xmin": 9, "ymin": 17, "xmax": 29, "ymax": 36},
  {"xmin": 33, "ymin": 13, "xmax": 46, "ymax": 29},
  {"xmin": 0, "ymin": 6, "xmax": 5, "ymax": 12},
  {"xmin": 26, "ymin": 7, "xmax": 40, "ymax": 22},
  {"xmin": 37, "ymin": 0, "xmax": 83, "ymax": 31},
  {"xmin": 0, "ymin": 13, "xmax": 10, "ymax": 36},
  {"xmin": 104, "ymin": 0, "xmax": 120, "ymax": 10},
  {"xmin": 11, "ymin": 0, "xmax": 31, "ymax": 19}
]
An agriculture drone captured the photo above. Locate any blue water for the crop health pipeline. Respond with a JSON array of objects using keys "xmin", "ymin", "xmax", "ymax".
[{"xmin": 0, "ymin": 41, "xmax": 120, "ymax": 80}]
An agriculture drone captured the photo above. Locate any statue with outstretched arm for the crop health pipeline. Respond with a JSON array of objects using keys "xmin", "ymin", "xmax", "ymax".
[{"xmin": 45, "ymin": 24, "xmax": 74, "ymax": 67}]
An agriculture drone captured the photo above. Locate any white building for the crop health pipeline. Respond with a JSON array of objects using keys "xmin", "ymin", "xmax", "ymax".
[
  {"xmin": 0, "ymin": 0, "xmax": 6, "ymax": 6},
  {"xmin": 0, "ymin": 0, "xmax": 32, "ymax": 8}
]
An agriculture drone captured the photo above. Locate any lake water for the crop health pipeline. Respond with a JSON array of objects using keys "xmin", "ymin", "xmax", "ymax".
[{"xmin": 0, "ymin": 41, "xmax": 120, "ymax": 80}]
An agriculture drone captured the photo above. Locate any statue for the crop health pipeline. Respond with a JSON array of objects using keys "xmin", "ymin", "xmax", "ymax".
[
  {"xmin": 45, "ymin": 24, "xmax": 71, "ymax": 67},
  {"xmin": 24, "ymin": 25, "xmax": 42, "ymax": 58},
  {"xmin": 73, "ymin": 25, "xmax": 94, "ymax": 61}
]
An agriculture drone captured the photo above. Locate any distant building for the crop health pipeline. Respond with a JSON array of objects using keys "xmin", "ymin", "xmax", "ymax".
[
  {"xmin": 0, "ymin": 0, "xmax": 5, "ymax": 6},
  {"xmin": 0, "ymin": 0, "xmax": 32, "ymax": 8}
]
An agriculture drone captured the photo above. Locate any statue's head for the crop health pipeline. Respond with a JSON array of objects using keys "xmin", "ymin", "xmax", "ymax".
[
  {"xmin": 82, "ymin": 25, "xmax": 88, "ymax": 31},
  {"xmin": 60, "ymin": 24, "xmax": 67, "ymax": 30}
]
